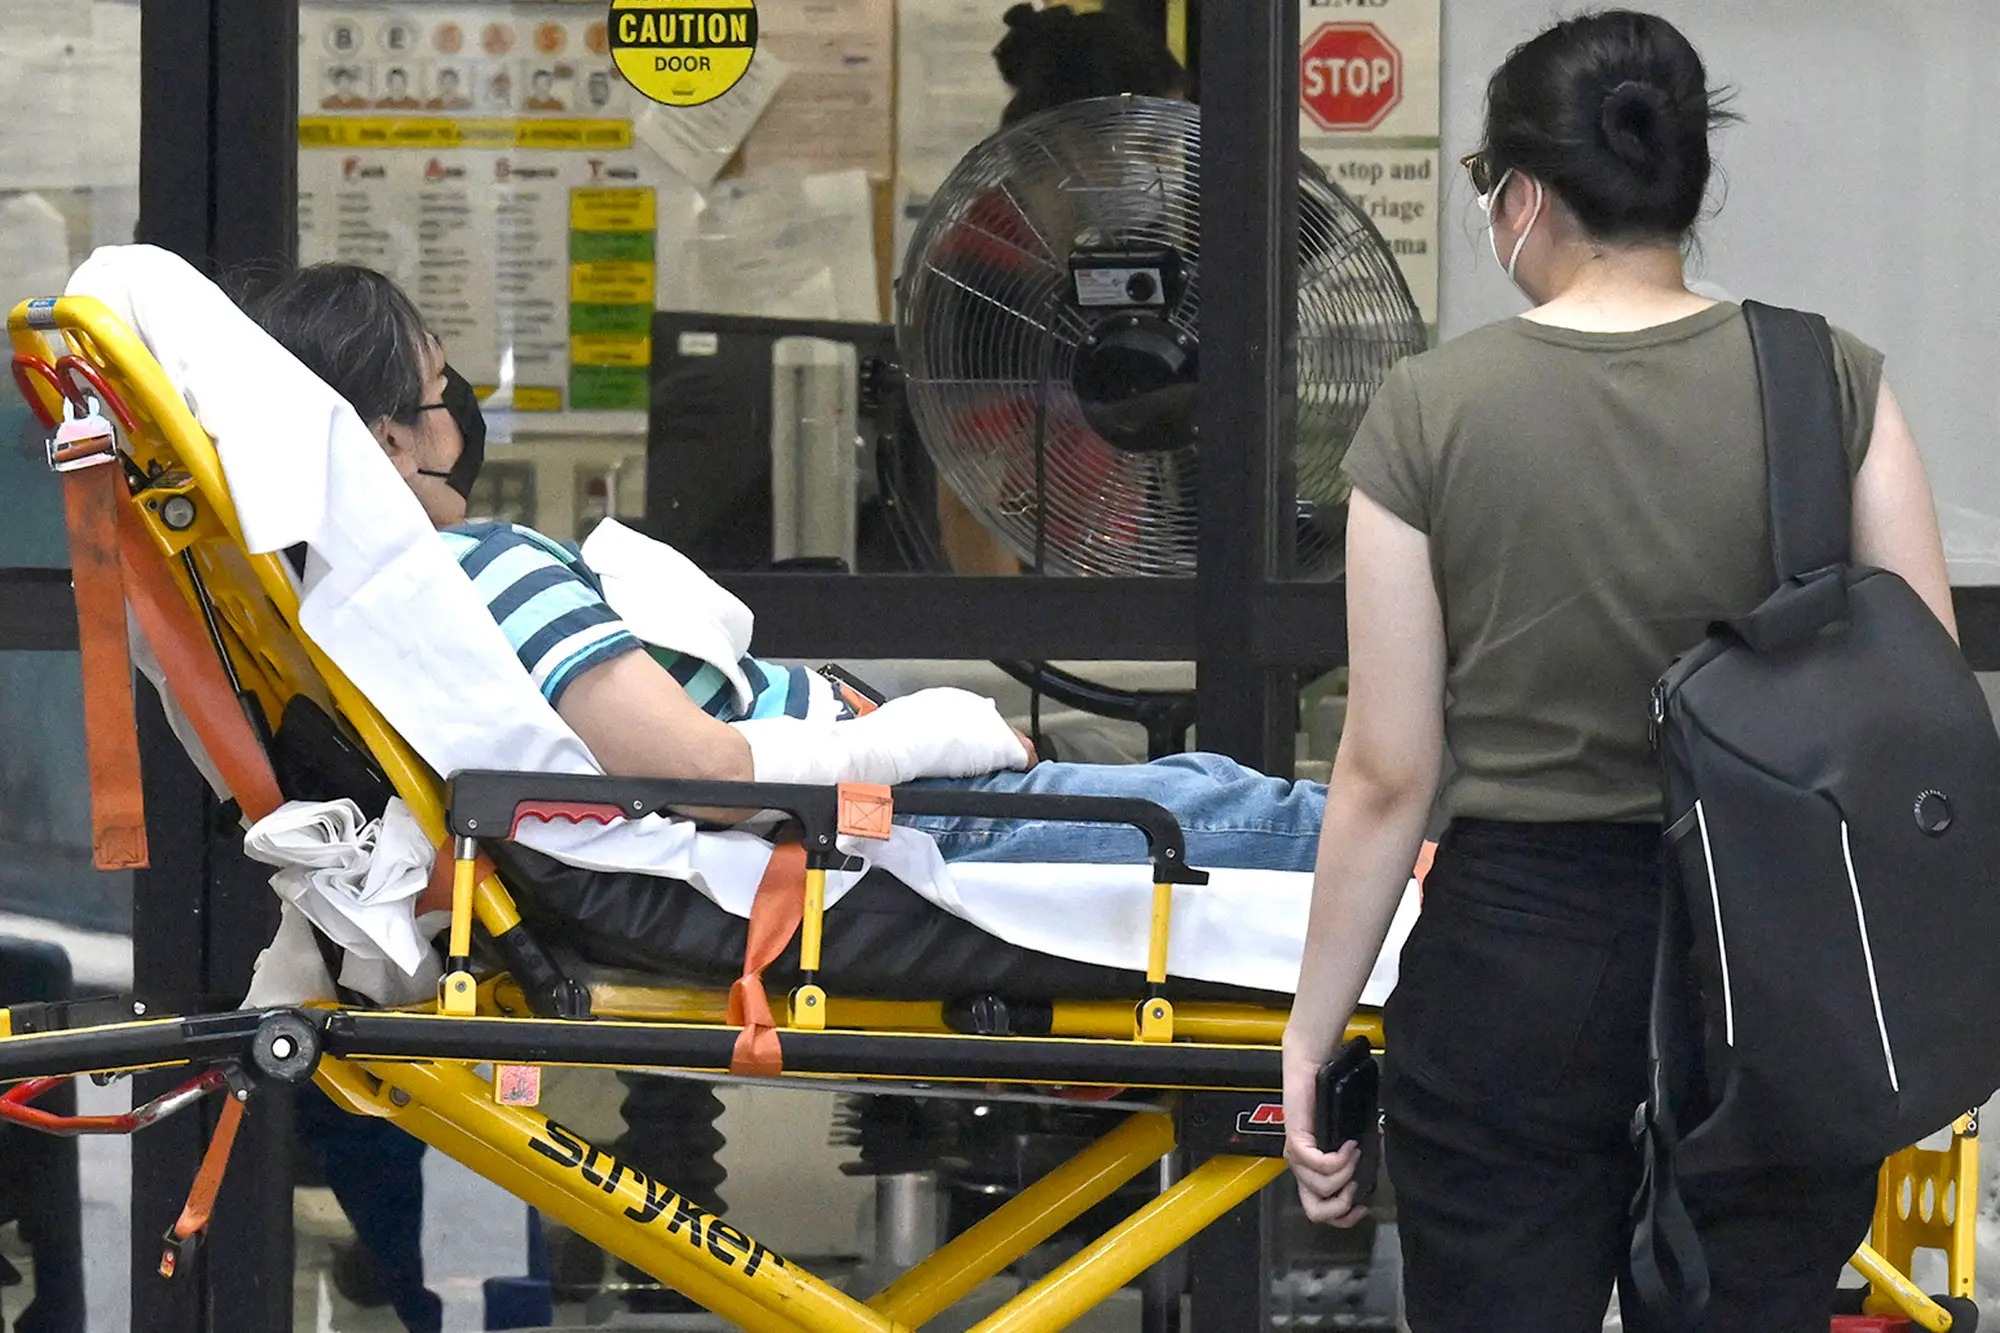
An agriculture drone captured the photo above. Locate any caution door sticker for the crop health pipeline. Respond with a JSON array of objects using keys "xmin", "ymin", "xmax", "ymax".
[{"xmin": 608, "ymin": 0, "xmax": 758, "ymax": 107}]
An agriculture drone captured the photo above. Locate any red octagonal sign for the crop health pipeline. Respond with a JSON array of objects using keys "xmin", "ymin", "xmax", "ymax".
[{"xmin": 1301, "ymin": 22, "xmax": 1402, "ymax": 132}]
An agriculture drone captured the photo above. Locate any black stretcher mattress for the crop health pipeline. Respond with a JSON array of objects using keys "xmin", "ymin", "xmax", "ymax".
[{"xmin": 492, "ymin": 842, "xmax": 1289, "ymax": 1007}]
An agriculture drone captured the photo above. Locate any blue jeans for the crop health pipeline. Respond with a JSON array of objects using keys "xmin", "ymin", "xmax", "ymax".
[{"xmin": 898, "ymin": 752, "xmax": 1325, "ymax": 870}]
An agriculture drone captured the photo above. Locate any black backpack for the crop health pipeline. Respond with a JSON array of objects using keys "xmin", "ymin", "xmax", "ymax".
[{"xmin": 1632, "ymin": 301, "xmax": 2000, "ymax": 1305}]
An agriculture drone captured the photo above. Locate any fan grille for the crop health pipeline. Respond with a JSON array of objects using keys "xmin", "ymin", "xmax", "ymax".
[{"xmin": 897, "ymin": 95, "xmax": 1425, "ymax": 579}]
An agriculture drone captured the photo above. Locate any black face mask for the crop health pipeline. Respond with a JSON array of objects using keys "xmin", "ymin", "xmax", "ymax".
[{"xmin": 414, "ymin": 364, "xmax": 486, "ymax": 500}]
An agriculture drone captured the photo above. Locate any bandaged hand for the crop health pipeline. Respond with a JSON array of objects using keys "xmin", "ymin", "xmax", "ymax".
[{"xmin": 733, "ymin": 687, "xmax": 1032, "ymax": 787}]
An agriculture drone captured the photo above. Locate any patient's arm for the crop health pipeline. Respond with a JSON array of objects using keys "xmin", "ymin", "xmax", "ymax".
[{"xmin": 557, "ymin": 649, "xmax": 754, "ymax": 783}]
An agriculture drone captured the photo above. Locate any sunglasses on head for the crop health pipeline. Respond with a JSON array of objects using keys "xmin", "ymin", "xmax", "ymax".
[{"xmin": 1460, "ymin": 150, "xmax": 1502, "ymax": 199}]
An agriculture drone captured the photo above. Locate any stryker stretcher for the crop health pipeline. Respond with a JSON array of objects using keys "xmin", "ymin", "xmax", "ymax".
[{"xmin": 0, "ymin": 260, "xmax": 1982, "ymax": 1330}]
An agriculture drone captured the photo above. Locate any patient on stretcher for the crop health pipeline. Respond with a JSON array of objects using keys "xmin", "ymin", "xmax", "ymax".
[{"xmin": 245, "ymin": 263, "xmax": 1329, "ymax": 879}]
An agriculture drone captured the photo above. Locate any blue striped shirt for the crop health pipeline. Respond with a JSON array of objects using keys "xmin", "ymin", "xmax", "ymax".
[{"xmin": 440, "ymin": 523, "xmax": 821, "ymax": 720}]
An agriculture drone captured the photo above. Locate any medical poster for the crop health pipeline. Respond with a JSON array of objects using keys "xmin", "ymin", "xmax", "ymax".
[
  {"xmin": 298, "ymin": 4, "xmax": 673, "ymax": 428},
  {"xmin": 1297, "ymin": 0, "xmax": 1441, "ymax": 331}
]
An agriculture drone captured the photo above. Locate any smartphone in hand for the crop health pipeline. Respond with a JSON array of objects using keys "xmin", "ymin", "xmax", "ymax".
[{"xmin": 1315, "ymin": 1036, "xmax": 1381, "ymax": 1203}]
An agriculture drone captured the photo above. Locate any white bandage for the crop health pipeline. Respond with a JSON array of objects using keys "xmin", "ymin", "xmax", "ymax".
[{"xmin": 733, "ymin": 687, "xmax": 1031, "ymax": 787}]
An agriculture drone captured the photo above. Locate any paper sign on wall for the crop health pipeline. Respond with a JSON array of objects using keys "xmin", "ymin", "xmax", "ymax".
[{"xmin": 1298, "ymin": 0, "xmax": 1442, "ymax": 331}]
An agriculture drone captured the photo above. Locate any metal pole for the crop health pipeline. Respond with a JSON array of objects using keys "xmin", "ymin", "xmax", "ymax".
[
  {"xmin": 133, "ymin": 1, "xmax": 298, "ymax": 1326},
  {"xmin": 1194, "ymin": 0, "xmax": 1301, "ymax": 771}
]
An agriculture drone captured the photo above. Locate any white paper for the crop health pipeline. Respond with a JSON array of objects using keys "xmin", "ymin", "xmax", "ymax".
[
  {"xmin": 739, "ymin": 0, "xmax": 894, "ymax": 179},
  {"xmin": 631, "ymin": 51, "xmax": 789, "ymax": 188},
  {"xmin": 690, "ymin": 168, "xmax": 881, "ymax": 322},
  {"xmin": 895, "ymin": 0, "xmax": 1014, "ymax": 200}
]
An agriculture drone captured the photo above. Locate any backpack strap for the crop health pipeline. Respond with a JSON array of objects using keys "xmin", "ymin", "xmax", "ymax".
[
  {"xmin": 1740, "ymin": 300, "xmax": 1850, "ymax": 582},
  {"xmin": 1629, "ymin": 871, "xmax": 1710, "ymax": 1319}
]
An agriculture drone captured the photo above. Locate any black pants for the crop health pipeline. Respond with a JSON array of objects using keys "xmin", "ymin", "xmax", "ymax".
[{"xmin": 1381, "ymin": 819, "xmax": 1879, "ymax": 1332}]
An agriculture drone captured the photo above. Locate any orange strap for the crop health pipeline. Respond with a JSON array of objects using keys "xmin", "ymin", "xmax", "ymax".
[
  {"xmin": 726, "ymin": 841, "xmax": 808, "ymax": 1078},
  {"xmin": 115, "ymin": 502, "xmax": 283, "ymax": 824},
  {"xmin": 831, "ymin": 680, "xmax": 881, "ymax": 717},
  {"xmin": 836, "ymin": 782, "xmax": 893, "ymax": 841},
  {"xmin": 63, "ymin": 452, "xmax": 148, "ymax": 870},
  {"xmin": 1414, "ymin": 840, "xmax": 1436, "ymax": 889},
  {"xmin": 157, "ymin": 1091, "xmax": 245, "ymax": 1279}
]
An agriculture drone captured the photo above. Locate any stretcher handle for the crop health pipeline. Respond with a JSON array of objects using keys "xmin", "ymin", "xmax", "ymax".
[
  {"xmin": 447, "ymin": 771, "xmax": 855, "ymax": 856},
  {"xmin": 888, "ymin": 788, "xmax": 1207, "ymax": 883},
  {"xmin": 444, "ymin": 770, "xmax": 1208, "ymax": 881}
]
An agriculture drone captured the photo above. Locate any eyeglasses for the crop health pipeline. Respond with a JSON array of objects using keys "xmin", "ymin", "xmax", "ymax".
[{"xmin": 1460, "ymin": 151, "xmax": 1501, "ymax": 200}]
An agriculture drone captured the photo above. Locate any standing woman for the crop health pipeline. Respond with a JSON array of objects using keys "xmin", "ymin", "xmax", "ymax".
[{"xmin": 1281, "ymin": 11, "xmax": 1955, "ymax": 1331}]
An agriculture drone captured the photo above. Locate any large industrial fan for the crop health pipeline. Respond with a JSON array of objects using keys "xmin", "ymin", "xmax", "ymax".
[{"xmin": 888, "ymin": 94, "xmax": 1426, "ymax": 581}]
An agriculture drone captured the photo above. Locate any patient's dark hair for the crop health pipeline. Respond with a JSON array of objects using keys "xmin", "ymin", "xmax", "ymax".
[
  {"xmin": 1479, "ymin": 9, "xmax": 1736, "ymax": 242},
  {"xmin": 993, "ymin": 3, "xmax": 1184, "ymax": 126},
  {"xmin": 244, "ymin": 263, "xmax": 431, "ymax": 426}
]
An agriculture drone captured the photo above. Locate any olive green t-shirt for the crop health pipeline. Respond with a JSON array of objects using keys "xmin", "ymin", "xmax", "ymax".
[{"xmin": 1341, "ymin": 302, "xmax": 1884, "ymax": 824}]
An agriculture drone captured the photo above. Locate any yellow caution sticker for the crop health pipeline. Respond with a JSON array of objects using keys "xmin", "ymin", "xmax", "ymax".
[{"xmin": 608, "ymin": 0, "xmax": 758, "ymax": 107}]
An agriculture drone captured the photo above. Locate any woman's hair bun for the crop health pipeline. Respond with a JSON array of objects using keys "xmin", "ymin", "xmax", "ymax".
[
  {"xmin": 1598, "ymin": 79, "xmax": 1672, "ymax": 174},
  {"xmin": 1480, "ymin": 12, "xmax": 1735, "ymax": 240},
  {"xmin": 1002, "ymin": 3, "xmax": 1036, "ymax": 30}
]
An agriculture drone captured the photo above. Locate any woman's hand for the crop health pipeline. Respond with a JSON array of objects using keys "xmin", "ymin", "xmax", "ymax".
[{"xmin": 1281, "ymin": 1044, "xmax": 1369, "ymax": 1228}]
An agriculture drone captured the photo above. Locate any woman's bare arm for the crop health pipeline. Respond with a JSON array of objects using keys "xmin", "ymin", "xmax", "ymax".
[
  {"xmin": 1283, "ymin": 490, "xmax": 1447, "ymax": 1224},
  {"xmin": 1853, "ymin": 379, "xmax": 1957, "ymax": 641}
]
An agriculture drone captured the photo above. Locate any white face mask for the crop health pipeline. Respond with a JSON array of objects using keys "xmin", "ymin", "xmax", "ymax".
[{"xmin": 1476, "ymin": 168, "xmax": 1545, "ymax": 289}]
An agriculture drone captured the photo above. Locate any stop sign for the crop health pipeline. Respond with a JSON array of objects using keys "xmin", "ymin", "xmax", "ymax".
[{"xmin": 1301, "ymin": 23, "xmax": 1402, "ymax": 132}]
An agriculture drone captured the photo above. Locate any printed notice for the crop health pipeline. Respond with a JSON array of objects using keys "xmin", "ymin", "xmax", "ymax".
[
  {"xmin": 298, "ymin": 2, "xmax": 660, "ymax": 431},
  {"xmin": 1297, "ymin": 0, "xmax": 1442, "ymax": 329}
]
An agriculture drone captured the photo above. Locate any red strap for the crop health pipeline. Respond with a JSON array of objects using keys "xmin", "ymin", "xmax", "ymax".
[
  {"xmin": 115, "ymin": 502, "xmax": 284, "ymax": 824},
  {"xmin": 63, "ymin": 454, "xmax": 147, "ymax": 869},
  {"xmin": 726, "ymin": 842, "xmax": 808, "ymax": 1077},
  {"xmin": 158, "ymin": 1091, "xmax": 245, "ymax": 1279}
]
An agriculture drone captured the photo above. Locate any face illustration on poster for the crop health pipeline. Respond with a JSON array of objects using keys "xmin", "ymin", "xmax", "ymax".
[
  {"xmin": 321, "ymin": 63, "xmax": 367, "ymax": 110},
  {"xmin": 376, "ymin": 65, "xmax": 420, "ymax": 109},
  {"xmin": 586, "ymin": 70, "xmax": 612, "ymax": 110},
  {"xmin": 482, "ymin": 22, "xmax": 515, "ymax": 56},
  {"xmin": 526, "ymin": 67, "xmax": 566, "ymax": 113},
  {"xmin": 428, "ymin": 65, "xmax": 471, "ymax": 111},
  {"xmin": 585, "ymin": 21, "xmax": 608, "ymax": 56},
  {"xmin": 486, "ymin": 66, "xmax": 513, "ymax": 109},
  {"xmin": 434, "ymin": 22, "xmax": 463, "ymax": 56}
]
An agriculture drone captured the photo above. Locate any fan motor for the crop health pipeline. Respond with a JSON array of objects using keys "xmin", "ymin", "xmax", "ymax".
[{"xmin": 1071, "ymin": 313, "xmax": 1198, "ymax": 455}]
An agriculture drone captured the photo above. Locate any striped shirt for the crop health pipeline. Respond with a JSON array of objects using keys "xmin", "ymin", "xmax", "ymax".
[{"xmin": 440, "ymin": 523, "xmax": 821, "ymax": 720}]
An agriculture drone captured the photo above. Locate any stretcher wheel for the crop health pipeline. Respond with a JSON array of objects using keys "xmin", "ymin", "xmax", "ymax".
[
  {"xmin": 250, "ymin": 1012, "xmax": 321, "ymax": 1084},
  {"xmin": 1940, "ymin": 1296, "xmax": 1979, "ymax": 1331}
]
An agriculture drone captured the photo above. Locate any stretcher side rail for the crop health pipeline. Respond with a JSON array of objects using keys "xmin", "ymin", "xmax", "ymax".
[
  {"xmin": 445, "ymin": 769, "xmax": 1208, "ymax": 1039},
  {"xmin": 445, "ymin": 769, "xmax": 1209, "ymax": 883}
]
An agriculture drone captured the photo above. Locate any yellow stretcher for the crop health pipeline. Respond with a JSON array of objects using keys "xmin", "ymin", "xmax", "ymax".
[{"xmin": 0, "ymin": 294, "xmax": 1982, "ymax": 1331}]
